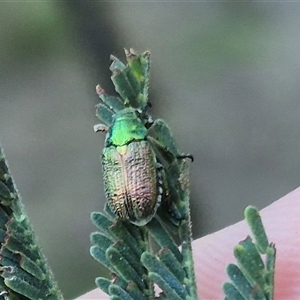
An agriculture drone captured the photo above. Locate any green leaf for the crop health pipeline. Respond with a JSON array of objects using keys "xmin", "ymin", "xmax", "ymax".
[
  {"xmin": 109, "ymin": 55, "xmax": 126, "ymax": 72},
  {"xmin": 90, "ymin": 245, "xmax": 114, "ymax": 272},
  {"xmin": 96, "ymin": 85, "xmax": 125, "ymax": 113},
  {"xmin": 146, "ymin": 218, "xmax": 182, "ymax": 262},
  {"xmin": 158, "ymin": 248, "xmax": 185, "ymax": 283},
  {"xmin": 4, "ymin": 277, "xmax": 41, "ymax": 300},
  {"xmin": 222, "ymin": 282, "xmax": 245, "ymax": 300},
  {"xmin": 234, "ymin": 237, "xmax": 266, "ymax": 291},
  {"xmin": 95, "ymin": 277, "xmax": 110, "ymax": 295},
  {"xmin": 226, "ymin": 264, "xmax": 266, "ymax": 300},
  {"xmin": 109, "ymin": 221, "xmax": 144, "ymax": 259},
  {"xmin": 90, "ymin": 232, "xmax": 113, "ymax": 250},
  {"xmin": 90, "ymin": 212, "xmax": 114, "ymax": 234},
  {"xmin": 148, "ymin": 272, "xmax": 184, "ymax": 300},
  {"xmin": 0, "ymin": 146, "xmax": 63, "ymax": 300},
  {"xmin": 95, "ymin": 103, "xmax": 114, "ymax": 126},
  {"xmin": 141, "ymin": 252, "xmax": 187, "ymax": 299},
  {"xmin": 245, "ymin": 206, "xmax": 269, "ymax": 254},
  {"xmin": 125, "ymin": 281, "xmax": 148, "ymax": 300},
  {"xmin": 109, "ymin": 283, "xmax": 135, "ymax": 300},
  {"xmin": 112, "ymin": 240, "xmax": 146, "ymax": 277},
  {"xmin": 106, "ymin": 246, "xmax": 145, "ymax": 291},
  {"xmin": 223, "ymin": 206, "xmax": 275, "ymax": 300}
]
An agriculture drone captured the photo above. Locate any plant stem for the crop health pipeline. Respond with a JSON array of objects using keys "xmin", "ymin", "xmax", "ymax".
[{"xmin": 178, "ymin": 160, "xmax": 198, "ymax": 300}]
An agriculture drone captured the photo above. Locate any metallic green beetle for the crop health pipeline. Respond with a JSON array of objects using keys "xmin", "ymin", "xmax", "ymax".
[
  {"xmin": 95, "ymin": 107, "xmax": 164, "ymax": 226},
  {"xmin": 94, "ymin": 49, "xmax": 191, "ymax": 226}
]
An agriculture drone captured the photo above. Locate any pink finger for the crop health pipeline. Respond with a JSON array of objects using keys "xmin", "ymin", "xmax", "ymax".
[{"xmin": 195, "ymin": 187, "xmax": 300, "ymax": 299}]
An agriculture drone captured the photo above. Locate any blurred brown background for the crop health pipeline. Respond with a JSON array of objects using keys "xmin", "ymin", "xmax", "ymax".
[{"xmin": 1, "ymin": 2, "xmax": 300, "ymax": 299}]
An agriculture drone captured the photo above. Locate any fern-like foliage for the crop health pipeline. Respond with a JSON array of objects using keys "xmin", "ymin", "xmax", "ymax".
[
  {"xmin": 90, "ymin": 49, "xmax": 198, "ymax": 299},
  {"xmin": 223, "ymin": 206, "xmax": 276, "ymax": 300},
  {"xmin": 0, "ymin": 147, "xmax": 63, "ymax": 300}
]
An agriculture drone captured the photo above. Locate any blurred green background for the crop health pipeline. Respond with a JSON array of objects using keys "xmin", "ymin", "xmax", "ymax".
[{"xmin": 1, "ymin": 2, "xmax": 300, "ymax": 299}]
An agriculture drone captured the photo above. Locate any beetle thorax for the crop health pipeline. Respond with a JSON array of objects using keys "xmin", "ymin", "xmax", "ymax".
[{"xmin": 106, "ymin": 108, "xmax": 147, "ymax": 147}]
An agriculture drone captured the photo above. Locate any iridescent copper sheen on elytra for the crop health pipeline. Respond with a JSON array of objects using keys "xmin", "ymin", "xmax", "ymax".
[{"xmin": 102, "ymin": 141, "xmax": 159, "ymax": 226}]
